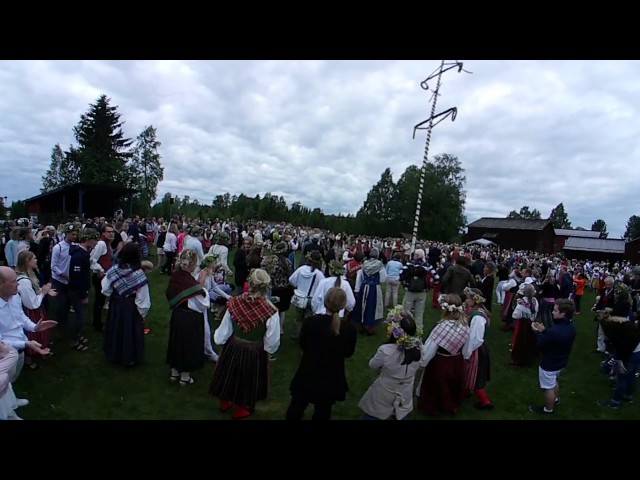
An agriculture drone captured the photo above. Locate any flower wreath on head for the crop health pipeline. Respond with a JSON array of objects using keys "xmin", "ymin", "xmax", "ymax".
[
  {"xmin": 384, "ymin": 306, "xmax": 423, "ymax": 351},
  {"xmin": 438, "ymin": 295, "xmax": 465, "ymax": 313},
  {"xmin": 200, "ymin": 253, "xmax": 218, "ymax": 270},
  {"xmin": 463, "ymin": 287, "xmax": 486, "ymax": 306}
]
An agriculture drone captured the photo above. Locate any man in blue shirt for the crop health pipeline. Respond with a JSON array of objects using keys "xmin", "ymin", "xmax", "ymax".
[{"xmin": 529, "ymin": 298, "xmax": 577, "ymax": 415}]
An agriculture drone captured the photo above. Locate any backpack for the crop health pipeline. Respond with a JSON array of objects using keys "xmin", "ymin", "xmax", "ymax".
[{"xmin": 402, "ymin": 263, "xmax": 426, "ymax": 293}]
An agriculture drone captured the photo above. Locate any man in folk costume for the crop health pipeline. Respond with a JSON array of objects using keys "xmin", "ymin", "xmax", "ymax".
[
  {"xmin": 89, "ymin": 223, "xmax": 117, "ymax": 333},
  {"xmin": 417, "ymin": 294, "xmax": 470, "ymax": 416},
  {"xmin": 461, "ymin": 288, "xmax": 494, "ymax": 410},
  {"xmin": 352, "ymin": 248, "xmax": 386, "ymax": 336},
  {"xmin": 210, "ymin": 269, "xmax": 280, "ymax": 420}
]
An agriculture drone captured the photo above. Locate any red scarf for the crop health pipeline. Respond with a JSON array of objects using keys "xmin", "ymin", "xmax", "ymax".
[{"xmin": 227, "ymin": 293, "xmax": 277, "ymax": 333}]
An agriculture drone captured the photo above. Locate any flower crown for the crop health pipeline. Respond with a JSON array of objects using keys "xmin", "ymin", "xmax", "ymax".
[
  {"xmin": 463, "ymin": 287, "xmax": 486, "ymax": 306},
  {"xmin": 384, "ymin": 306, "xmax": 423, "ymax": 351},
  {"xmin": 438, "ymin": 295, "xmax": 464, "ymax": 313}
]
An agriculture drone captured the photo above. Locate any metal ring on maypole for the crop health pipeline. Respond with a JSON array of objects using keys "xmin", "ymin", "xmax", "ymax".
[{"xmin": 410, "ymin": 61, "xmax": 471, "ymax": 253}]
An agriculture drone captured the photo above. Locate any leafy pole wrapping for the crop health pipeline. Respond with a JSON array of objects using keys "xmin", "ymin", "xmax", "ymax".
[{"xmin": 410, "ymin": 60, "xmax": 471, "ymax": 252}]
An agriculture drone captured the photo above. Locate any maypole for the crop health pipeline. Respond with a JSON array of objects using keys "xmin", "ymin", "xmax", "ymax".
[{"xmin": 410, "ymin": 60, "xmax": 471, "ymax": 253}]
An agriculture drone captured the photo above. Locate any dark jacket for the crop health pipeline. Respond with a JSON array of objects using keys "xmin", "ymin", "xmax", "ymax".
[
  {"xmin": 442, "ymin": 264, "xmax": 477, "ymax": 295},
  {"xmin": 535, "ymin": 318, "xmax": 576, "ymax": 371},
  {"xmin": 601, "ymin": 319, "xmax": 640, "ymax": 363},
  {"xmin": 68, "ymin": 244, "xmax": 91, "ymax": 299},
  {"xmin": 290, "ymin": 315, "xmax": 357, "ymax": 403},
  {"xmin": 481, "ymin": 275, "xmax": 495, "ymax": 312}
]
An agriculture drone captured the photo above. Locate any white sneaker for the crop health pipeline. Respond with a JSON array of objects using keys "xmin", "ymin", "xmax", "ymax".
[
  {"xmin": 9, "ymin": 413, "xmax": 23, "ymax": 420},
  {"xmin": 15, "ymin": 398, "xmax": 29, "ymax": 408},
  {"xmin": 103, "ymin": 304, "xmax": 109, "ymax": 310}
]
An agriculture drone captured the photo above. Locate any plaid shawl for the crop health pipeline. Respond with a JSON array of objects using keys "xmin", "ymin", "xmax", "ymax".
[
  {"xmin": 430, "ymin": 320, "xmax": 470, "ymax": 355},
  {"xmin": 106, "ymin": 266, "xmax": 148, "ymax": 298},
  {"xmin": 166, "ymin": 270, "xmax": 205, "ymax": 309},
  {"xmin": 227, "ymin": 292, "xmax": 277, "ymax": 333}
]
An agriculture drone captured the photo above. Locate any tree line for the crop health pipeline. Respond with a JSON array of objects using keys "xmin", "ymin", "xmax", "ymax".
[{"xmin": 150, "ymin": 153, "xmax": 469, "ymax": 243}]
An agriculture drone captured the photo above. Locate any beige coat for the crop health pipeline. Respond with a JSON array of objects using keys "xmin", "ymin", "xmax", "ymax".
[{"xmin": 359, "ymin": 344, "xmax": 421, "ymax": 420}]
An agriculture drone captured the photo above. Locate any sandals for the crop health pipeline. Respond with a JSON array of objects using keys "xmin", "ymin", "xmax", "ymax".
[
  {"xmin": 71, "ymin": 342, "xmax": 89, "ymax": 352},
  {"xmin": 179, "ymin": 376, "xmax": 196, "ymax": 386},
  {"xmin": 170, "ymin": 373, "xmax": 181, "ymax": 382},
  {"xmin": 78, "ymin": 336, "xmax": 89, "ymax": 344}
]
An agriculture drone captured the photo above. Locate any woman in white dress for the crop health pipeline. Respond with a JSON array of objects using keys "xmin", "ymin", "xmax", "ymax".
[{"xmin": 359, "ymin": 307, "xmax": 423, "ymax": 420}]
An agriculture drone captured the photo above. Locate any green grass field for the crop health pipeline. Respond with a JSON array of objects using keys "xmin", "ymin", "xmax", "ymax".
[{"xmin": 13, "ymin": 249, "xmax": 639, "ymax": 420}]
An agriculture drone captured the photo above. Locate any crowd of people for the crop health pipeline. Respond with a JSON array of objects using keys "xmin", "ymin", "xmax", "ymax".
[{"xmin": 0, "ymin": 213, "xmax": 638, "ymax": 420}]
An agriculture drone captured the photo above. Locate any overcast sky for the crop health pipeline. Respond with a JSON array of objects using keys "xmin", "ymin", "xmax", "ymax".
[{"xmin": 0, "ymin": 60, "xmax": 635, "ymax": 237}]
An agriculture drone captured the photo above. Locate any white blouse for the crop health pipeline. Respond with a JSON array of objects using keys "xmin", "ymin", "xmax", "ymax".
[
  {"xmin": 17, "ymin": 278, "xmax": 44, "ymax": 310},
  {"xmin": 213, "ymin": 309, "xmax": 280, "ymax": 354}
]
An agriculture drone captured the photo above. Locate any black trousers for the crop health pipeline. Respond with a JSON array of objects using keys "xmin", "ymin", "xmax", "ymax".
[
  {"xmin": 92, "ymin": 274, "xmax": 106, "ymax": 329},
  {"xmin": 163, "ymin": 251, "xmax": 176, "ymax": 274},
  {"xmin": 286, "ymin": 395, "xmax": 334, "ymax": 421}
]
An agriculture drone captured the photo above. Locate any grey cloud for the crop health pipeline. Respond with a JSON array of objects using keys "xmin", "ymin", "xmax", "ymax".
[{"xmin": 1, "ymin": 60, "xmax": 638, "ymax": 238}]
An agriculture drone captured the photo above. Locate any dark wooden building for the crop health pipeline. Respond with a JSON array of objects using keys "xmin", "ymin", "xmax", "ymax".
[
  {"xmin": 553, "ymin": 228, "xmax": 602, "ymax": 253},
  {"xmin": 562, "ymin": 237, "xmax": 625, "ymax": 265},
  {"xmin": 25, "ymin": 183, "xmax": 134, "ymax": 223},
  {"xmin": 625, "ymin": 237, "xmax": 640, "ymax": 265},
  {"xmin": 466, "ymin": 218, "xmax": 555, "ymax": 253}
]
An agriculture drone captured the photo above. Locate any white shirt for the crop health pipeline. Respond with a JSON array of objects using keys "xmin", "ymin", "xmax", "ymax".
[
  {"xmin": 0, "ymin": 294, "xmax": 37, "ymax": 350},
  {"xmin": 213, "ymin": 309, "xmax": 280, "ymax": 354},
  {"xmin": 311, "ymin": 276, "xmax": 356, "ymax": 317},
  {"xmin": 17, "ymin": 277, "xmax": 45, "ymax": 310},
  {"xmin": 462, "ymin": 313, "xmax": 487, "ymax": 360},
  {"xmin": 208, "ymin": 244, "xmax": 232, "ymax": 275},
  {"xmin": 89, "ymin": 239, "xmax": 109, "ymax": 274},
  {"xmin": 164, "ymin": 232, "xmax": 177, "ymax": 253},
  {"xmin": 101, "ymin": 273, "xmax": 152, "ymax": 319},
  {"xmin": 51, "ymin": 240, "xmax": 73, "ymax": 284}
]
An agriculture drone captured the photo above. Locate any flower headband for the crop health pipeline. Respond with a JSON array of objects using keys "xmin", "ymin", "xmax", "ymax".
[
  {"xmin": 463, "ymin": 287, "xmax": 486, "ymax": 306},
  {"xmin": 384, "ymin": 306, "xmax": 423, "ymax": 351},
  {"xmin": 438, "ymin": 295, "xmax": 464, "ymax": 313}
]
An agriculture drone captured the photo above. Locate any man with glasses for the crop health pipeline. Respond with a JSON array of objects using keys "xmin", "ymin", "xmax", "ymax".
[{"xmin": 89, "ymin": 224, "xmax": 116, "ymax": 333}]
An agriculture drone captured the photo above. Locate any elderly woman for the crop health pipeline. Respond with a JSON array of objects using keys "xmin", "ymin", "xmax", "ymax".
[
  {"xmin": 417, "ymin": 294, "xmax": 470, "ymax": 416},
  {"xmin": 101, "ymin": 242, "xmax": 150, "ymax": 367},
  {"xmin": 358, "ymin": 307, "xmax": 423, "ymax": 420},
  {"xmin": 166, "ymin": 249, "xmax": 210, "ymax": 386},
  {"xmin": 461, "ymin": 288, "xmax": 494, "ymax": 410},
  {"xmin": 352, "ymin": 247, "xmax": 387, "ymax": 336},
  {"xmin": 210, "ymin": 269, "xmax": 280, "ymax": 420}
]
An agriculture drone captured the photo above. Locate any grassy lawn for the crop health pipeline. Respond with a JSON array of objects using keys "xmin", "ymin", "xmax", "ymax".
[{"xmin": 13, "ymin": 249, "xmax": 638, "ymax": 420}]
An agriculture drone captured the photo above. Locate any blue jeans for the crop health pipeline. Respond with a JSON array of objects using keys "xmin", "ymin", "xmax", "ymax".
[{"xmin": 611, "ymin": 351, "xmax": 640, "ymax": 404}]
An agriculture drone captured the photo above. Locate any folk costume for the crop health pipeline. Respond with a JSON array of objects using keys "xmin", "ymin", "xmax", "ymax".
[
  {"xmin": 166, "ymin": 269, "xmax": 210, "ymax": 379},
  {"xmin": 210, "ymin": 280, "xmax": 280, "ymax": 419},
  {"xmin": 418, "ymin": 308, "xmax": 470, "ymax": 415},
  {"xmin": 462, "ymin": 306, "xmax": 493, "ymax": 409},
  {"xmin": 101, "ymin": 264, "xmax": 150, "ymax": 366}
]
